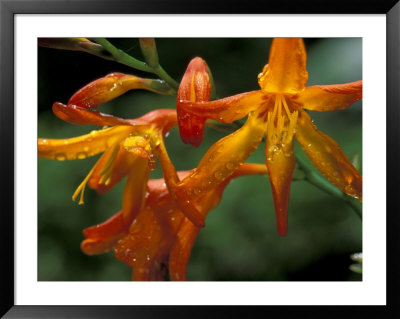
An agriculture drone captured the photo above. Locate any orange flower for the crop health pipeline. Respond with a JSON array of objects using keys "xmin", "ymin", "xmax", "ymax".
[
  {"xmin": 178, "ymin": 38, "xmax": 362, "ymax": 235},
  {"xmin": 176, "ymin": 57, "xmax": 212, "ymax": 147},
  {"xmin": 38, "ymin": 72, "xmax": 178, "ymax": 229},
  {"xmin": 81, "ymin": 163, "xmax": 268, "ymax": 281}
]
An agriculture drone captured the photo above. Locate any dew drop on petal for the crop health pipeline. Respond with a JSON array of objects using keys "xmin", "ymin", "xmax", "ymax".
[
  {"xmin": 55, "ymin": 153, "xmax": 66, "ymax": 161},
  {"xmin": 130, "ymin": 220, "xmax": 143, "ymax": 234},
  {"xmin": 77, "ymin": 152, "xmax": 87, "ymax": 159},
  {"xmin": 214, "ymin": 171, "xmax": 224, "ymax": 180}
]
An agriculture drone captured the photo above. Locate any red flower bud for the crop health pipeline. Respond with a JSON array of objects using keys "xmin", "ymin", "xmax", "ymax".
[{"xmin": 177, "ymin": 57, "xmax": 211, "ymax": 147}]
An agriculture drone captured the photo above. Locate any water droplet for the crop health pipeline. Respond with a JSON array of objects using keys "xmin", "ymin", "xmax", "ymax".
[
  {"xmin": 83, "ymin": 146, "xmax": 89, "ymax": 152},
  {"xmin": 307, "ymin": 143, "xmax": 312, "ymax": 147},
  {"xmin": 41, "ymin": 139, "xmax": 48, "ymax": 145},
  {"xmin": 63, "ymin": 140, "xmax": 69, "ymax": 145},
  {"xmin": 146, "ymin": 255, "xmax": 151, "ymax": 261},
  {"xmin": 225, "ymin": 162, "xmax": 235, "ymax": 170},
  {"xmin": 130, "ymin": 220, "xmax": 143, "ymax": 234},
  {"xmin": 55, "ymin": 153, "xmax": 66, "ymax": 161},
  {"xmin": 77, "ymin": 152, "xmax": 87, "ymax": 159},
  {"xmin": 214, "ymin": 171, "xmax": 223, "ymax": 180},
  {"xmin": 344, "ymin": 185, "xmax": 355, "ymax": 195}
]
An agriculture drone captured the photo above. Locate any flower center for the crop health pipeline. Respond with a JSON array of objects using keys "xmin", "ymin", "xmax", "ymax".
[{"xmin": 266, "ymin": 94, "xmax": 298, "ymax": 148}]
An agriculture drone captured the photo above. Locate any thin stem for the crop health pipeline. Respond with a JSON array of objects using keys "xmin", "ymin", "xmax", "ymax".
[
  {"xmin": 295, "ymin": 155, "xmax": 362, "ymax": 219},
  {"xmin": 153, "ymin": 65, "xmax": 179, "ymax": 91},
  {"xmin": 89, "ymin": 38, "xmax": 179, "ymax": 92}
]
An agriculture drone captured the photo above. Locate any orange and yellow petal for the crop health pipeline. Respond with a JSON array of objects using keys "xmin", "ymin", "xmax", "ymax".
[
  {"xmin": 68, "ymin": 73, "xmax": 171, "ymax": 109},
  {"xmin": 294, "ymin": 80, "xmax": 362, "ymax": 111},
  {"xmin": 52, "ymin": 102, "xmax": 133, "ymax": 126},
  {"xmin": 265, "ymin": 139, "xmax": 295, "ymax": 236},
  {"xmin": 132, "ymin": 109, "xmax": 177, "ymax": 135},
  {"xmin": 258, "ymin": 38, "xmax": 308, "ymax": 94},
  {"xmin": 88, "ymin": 147, "xmax": 130, "ymax": 194},
  {"xmin": 295, "ymin": 110, "xmax": 362, "ymax": 200},
  {"xmin": 178, "ymin": 90, "xmax": 266, "ymax": 124},
  {"xmin": 169, "ymin": 218, "xmax": 200, "ymax": 281},
  {"xmin": 38, "ymin": 125, "xmax": 134, "ymax": 160},
  {"xmin": 177, "ymin": 111, "xmax": 265, "ymax": 197},
  {"xmin": 121, "ymin": 156, "xmax": 151, "ymax": 225}
]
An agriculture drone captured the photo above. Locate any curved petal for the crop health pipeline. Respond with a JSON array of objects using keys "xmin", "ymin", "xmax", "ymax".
[
  {"xmin": 88, "ymin": 147, "xmax": 130, "ymax": 194},
  {"xmin": 52, "ymin": 102, "xmax": 133, "ymax": 126},
  {"xmin": 81, "ymin": 212, "xmax": 126, "ymax": 255},
  {"xmin": 176, "ymin": 111, "xmax": 265, "ymax": 200},
  {"xmin": 158, "ymin": 138, "xmax": 206, "ymax": 228},
  {"xmin": 295, "ymin": 80, "xmax": 362, "ymax": 111},
  {"xmin": 132, "ymin": 109, "xmax": 177, "ymax": 134},
  {"xmin": 68, "ymin": 73, "xmax": 172, "ymax": 109},
  {"xmin": 265, "ymin": 139, "xmax": 295, "ymax": 236},
  {"xmin": 81, "ymin": 236, "xmax": 123, "ymax": 255},
  {"xmin": 169, "ymin": 218, "xmax": 201, "ymax": 281},
  {"xmin": 38, "ymin": 126, "xmax": 134, "ymax": 160},
  {"xmin": 121, "ymin": 156, "xmax": 151, "ymax": 225},
  {"xmin": 83, "ymin": 211, "xmax": 126, "ymax": 240},
  {"xmin": 295, "ymin": 110, "xmax": 362, "ymax": 200},
  {"xmin": 258, "ymin": 38, "xmax": 308, "ymax": 94},
  {"xmin": 178, "ymin": 91, "xmax": 266, "ymax": 123}
]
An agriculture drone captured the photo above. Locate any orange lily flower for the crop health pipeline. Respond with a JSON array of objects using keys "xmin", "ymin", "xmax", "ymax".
[
  {"xmin": 39, "ymin": 107, "xmax": 176, "ymax": 229},
  {"xmin": 38, "ymin": 72, "xmax": 178, "ymax": 229},
  {"xmin": 81, "ymin": 163, "xmax": 268, "ymax": 281},
  {"xmin": 177, "ymin": 38, "xmax": 362, "ymax": 236}
]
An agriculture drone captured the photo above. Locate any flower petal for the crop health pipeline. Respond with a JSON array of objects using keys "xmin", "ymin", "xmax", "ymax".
[
  {"xmin": 68, "ymin": 73, "xmax": 174, "ymax": 109},
  {"xmin": 52, "ymin": 102, "xmax": 133, "ymax": 126},
  {"xmin": 258, "ymin": 38, "xmax": 308, "ymax": 94},
  {"xmin": 294, "ymin": 80, "xmax": 362, "ymax": 111},
  {"xmin": 295, "ymin": 110, "xmax": 362, "ymax": 200},
  {"xmin": 88, "ymin": 147, "xmax": 130, "ymax": 194},
  {"xmin": 169, "ymin": 218, "xmax": 200, "ymax": 281},
  {"xmin": 83, "ymin": 211, "xmax": 126, "ymax": 240},
  {"xmin": 178, "ymin": 90, "xmax": 265, "ymax": 123},
  {"xmin": 177, "ymin": 111, "xmax": 265, "ymax": 197},
  {"xmin": 265, "ymin": 139, "xmax": 295, "ymax": 236},
  {"xmin": 121, "ymin": 156, "xmax": 151, "ymax": 225},
  {"xmin": 81, "ymin": 236, "xmax": 123, "ymax": 255},
  {"xmin": 38, "ymin": 126, "xmax": 134, "ymax": 160},
  {"xmin": 158, "ymin": 139, "xmax": 206, "ymax": 228},
  {"xmin": 81, "ymin": 212, "xmax": 126, "ymax": 255}
]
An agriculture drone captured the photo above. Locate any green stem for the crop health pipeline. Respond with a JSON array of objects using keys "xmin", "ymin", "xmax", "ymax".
[
  {"xmin": 295, "ymin": 155, "xmax": 362, "ymax": 219},
  {"xmin": 152, "ymin": 65, "xmax": 179, "ymax": 91},
  {"xmin": 89, "ymin": 38, "xmax": 179, "ymax": 92}
]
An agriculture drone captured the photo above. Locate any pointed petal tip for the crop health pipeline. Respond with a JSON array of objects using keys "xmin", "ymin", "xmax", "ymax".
[{"xmin": 275, "ymin": 211, "xmax": 288, "ymax": 236}]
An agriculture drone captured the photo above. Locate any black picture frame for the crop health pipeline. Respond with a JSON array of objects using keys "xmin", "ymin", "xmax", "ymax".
[{"xmin": 1, "ymin": 0, "xmax": 399, "ymax": 318}]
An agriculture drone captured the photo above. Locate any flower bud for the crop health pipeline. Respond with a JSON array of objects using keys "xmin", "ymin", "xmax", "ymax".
[
  {"xmin": 177, "ymin": 57, "xmax": 211, "ymax": 147},
  {"xmin": 139, "ymin": 38, "xmax": 159, "ymax": 68}
]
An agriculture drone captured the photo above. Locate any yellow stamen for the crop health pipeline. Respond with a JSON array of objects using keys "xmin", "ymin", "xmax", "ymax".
[
  {"xmin": 98, "ymin": 143, "xmax": 120, "ymax": 185},
  {"xmin": 281, "ymin": 96, "xmax": 298, "ymax": 144},
  {"xmin": 72, "ymin": 162, "xmax": 98, "ymax": 205}
]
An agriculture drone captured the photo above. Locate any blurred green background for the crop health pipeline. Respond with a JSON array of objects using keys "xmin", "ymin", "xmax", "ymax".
[{"xmin": 38, "ymin": 38, "xmax": 362, "ymax": 281}]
